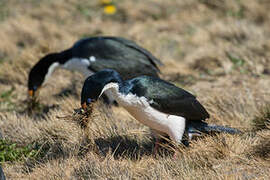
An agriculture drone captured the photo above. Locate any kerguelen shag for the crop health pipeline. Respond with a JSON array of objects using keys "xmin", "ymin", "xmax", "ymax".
[
  {"xmin": 81, "ymin": 69, "xmax": 241, "ymax": 153},
  {"xmin": 28, "ymin": 36, "xmax": 162, "ymax": 99}
]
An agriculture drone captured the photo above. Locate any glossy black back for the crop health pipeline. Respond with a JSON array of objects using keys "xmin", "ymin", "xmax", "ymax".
[{"xmin": 72, "ymin": 37, "xmax": 162, "ymax": 79}]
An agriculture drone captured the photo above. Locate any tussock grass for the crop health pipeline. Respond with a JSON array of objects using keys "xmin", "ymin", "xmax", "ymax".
[
  {"xmin": 252, "ymin": 105, "xmax": 270, "ymax": 131},
  {"xmin": 0, "ymin": 139, "xmax": 39, "ymax": 163},
  {"xmin": 0, "ymin": 0, "xmax": 270, "ymax": 179},
  {"xmin": 250, "ymin": 131, "xmax": 270, "ymax": 160}
]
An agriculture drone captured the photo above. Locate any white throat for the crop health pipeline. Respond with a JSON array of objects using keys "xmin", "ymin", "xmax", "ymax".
[
  {"xmin": 43, "ymin": 55, "xmax": 98, "ymax": 86},
  {"xmin": 99, "ymin": 82, "xmax": 119, "ymax": 98},
  {"xmin": 100, "ymin": 82, "xmax": 149, "ymax": 108},
  {"xmin": 44, "ymin": 62, "xmax": 60, "ymax": 84}
]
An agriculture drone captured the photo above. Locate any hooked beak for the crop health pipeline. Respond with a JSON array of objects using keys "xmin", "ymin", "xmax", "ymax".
[{"xmin": 81, "ymin": 102, "xmax": 87, "ymax": 111}]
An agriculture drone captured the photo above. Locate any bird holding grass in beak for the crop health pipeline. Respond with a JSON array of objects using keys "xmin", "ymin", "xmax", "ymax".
[{"xmin": 81, "ymin": 69, "xmax": 241, "ymax": 155}]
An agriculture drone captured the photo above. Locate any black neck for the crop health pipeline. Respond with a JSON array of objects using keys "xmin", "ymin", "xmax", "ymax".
[
  {"xmin": 37, "ymin": 48, "xmax": 72, "ymax": 67},
  {"xmin": 57, "ymin": 48, "xmax": 72, "ymax": 64},
  {"xmin": 104, "ymin": 70, "xmax": 123, "ymax": 86},
  {"xmin": 81, "ymin": 69, "xmax": 124, "ymax": 104}
]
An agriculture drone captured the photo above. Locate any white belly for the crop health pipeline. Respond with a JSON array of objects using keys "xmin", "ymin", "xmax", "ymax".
[
  {"xmin": 102, "ymin": 83, "xmax": 186, "ymax": 144},
  {"xmin": 62, "ymin": 58, "xmax": 94, "ymax": 78},
  {"xmin": 116, "ymin": 93, "xmax": 186, "ymax": 143},
  {"xmin": 124, "ymin": 104, "xmax": 170, "ymax": 133}
]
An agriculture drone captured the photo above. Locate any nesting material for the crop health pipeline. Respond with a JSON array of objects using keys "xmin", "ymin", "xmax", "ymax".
[
  {"xmin": 72, "ymin": 103, "xmax": 95, "ymax": 129},
  {"xmin": 26, "ymin": 97, "xmax": 42, "ymax": 115},
  {"xmin": 72, "ymin": 101, "xmax": 112, "ymax": 129}
]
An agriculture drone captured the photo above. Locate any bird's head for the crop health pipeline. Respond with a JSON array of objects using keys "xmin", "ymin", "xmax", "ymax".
[
  {"xmin": 81, "ymin": 69, "xmax": 122, "ymax": 110},
  {"xmin": 28, "ymin": 53, "xmax": 61, "ymax": 99}
]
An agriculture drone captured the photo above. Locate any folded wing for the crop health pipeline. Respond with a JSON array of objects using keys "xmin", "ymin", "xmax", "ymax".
[{"xmin": 128, "ymin": 76, "xmax": 209, "ymax": 121}]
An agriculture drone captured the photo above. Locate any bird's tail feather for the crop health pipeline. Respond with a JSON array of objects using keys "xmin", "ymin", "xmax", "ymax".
[{"xmin": 187, "ymin": 121, "xmax": 241, "ymax": 135}]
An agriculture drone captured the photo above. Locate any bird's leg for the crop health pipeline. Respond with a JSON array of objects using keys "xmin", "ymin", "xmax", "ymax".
[
  {"xmin": 182, "ymin": 129, "xmax": 190, "ymax": 147},
  {"xmin": 151, "ymin": 130, "xmax": 161, "ymax": 156},
  {"xmin": 153, "ymin": 138, "xmax": 160, "ymax": 155},
  {"xmin": 172, "ymin": 140, "xmax": 189, "ymax": 159},
  {"xmin": 182, "ymin": 139, "xmax": 189, "ymax": 147},
  {"xmin": 168, "ymin": 122, "xmax": 187, "ymax": 159},
  {"xmin": 173, "ymin": 151, "xmax": 178, "ymax": 159}
]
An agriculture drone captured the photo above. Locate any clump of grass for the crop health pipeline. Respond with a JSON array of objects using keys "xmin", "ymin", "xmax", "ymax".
[
  {"xmin": 80, "ymin": 30, "xmax": 103, "ymax": 39},
  {"xmin": 190, "ymin": 56, "xmax": 224, "ymax": 76},
  {"xmin": 0, "ymin": 87, "xmax": 15, "ymax": 112},
  {"xmin": 23, "ymin": 97, "xmax": 60, "ymax": 119},
  {"xmin": 0, "ymin": 1, "xmax": 9, "ymax": 22},
  {"xmin": 226, "ymin": 52, "xmax": 246, "ymax": 73},
  {"xmin": 253, "ymin": 139, "xmax": 270, "ymax": 159},
  {"xmin": 226, "ymin": 1, "xmax": 245, "ymax": 19},
  {"xmin": 0, "ymin": 57, "xmax": 5, "ymax": 64},
  {"xmin": 76, "ymin": 5, "xmax": 96, "ymax": 20},
  {"xmin": 249, "ymin": 130, "xmax": 270, "ymax": 160},
  {"xmin": 29, "ymin": 119, "xmax": 85, "ymax": 162},
  {"xmin": 27, "ymin": 98, "xmax": 42, "ymax": 112},
  {"xmin": 0, "ymin": 87, "xmax": 14, "ymax": 101},
  {"xmin": 26, "ymin": 98, "xmax": 47, "ymax": 115},
  {"xmin": 0, "ymin": 139, "xmax": 39, "ymax": 163},
  {"xmin": 71, "ymin": 102, "xmax": 96, "ymax": 129},
  {"xmin": 166, "ymin": 73, "xmax": 197, "ymax": 87},
  {"xmin": 76, "ymin": 1, "xmax": 100, "ymax": 20},
  {"xmin": 199, "ymin": 0, "xmax": 245, "ymax": 19},
  {"xmin": 226, "ymin": 52, "xmax": 245, "ymax": 66},
  {"xmin": 252, "ymin": 105, "xmax": 270, "ymax": 131}
]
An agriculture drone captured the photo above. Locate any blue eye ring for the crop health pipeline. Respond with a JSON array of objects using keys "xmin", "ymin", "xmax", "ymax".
[{"xmin": 87, "ymin": 98, "xmax": 92, "ymax": 104}]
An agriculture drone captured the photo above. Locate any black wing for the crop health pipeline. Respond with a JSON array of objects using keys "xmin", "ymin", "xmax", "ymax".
[
  {"xmin": 127, "ymin": 76, "xmax": 210, "ymax": 121},
  {"xmin": 71, "ymin": 37, "xmax": 162, "ymax": 79},
  {"xmin": 108, "ymin": 37, "xmax": 163, "ymax": 68}
]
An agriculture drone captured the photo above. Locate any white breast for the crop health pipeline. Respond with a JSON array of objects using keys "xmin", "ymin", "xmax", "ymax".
[
  {"xmin": 62, "ymin": 57, "xmax": 94, "ymax": 78},
  {"xmin": 102, "ymin": 83, "xmax": 186, "ymax": 143},
  {"xmin": 120, "ymin": 95, "xmax": 186, "ymax": 143}
]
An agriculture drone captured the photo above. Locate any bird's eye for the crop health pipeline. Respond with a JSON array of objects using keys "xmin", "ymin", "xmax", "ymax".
[{"xmin": 87, "ymin": 98, "xmax": 92, "ymax": 104}]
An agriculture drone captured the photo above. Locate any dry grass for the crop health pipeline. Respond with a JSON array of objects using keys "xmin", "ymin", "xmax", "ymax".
[{"xmin": 0, "ymin": 0, "xmax": 270, "ymax": 179}]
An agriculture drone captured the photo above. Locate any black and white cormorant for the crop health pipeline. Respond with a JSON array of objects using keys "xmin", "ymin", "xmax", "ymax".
[
  {"xmin": 81, "ymin": 69, "xmax": 241, "ymax": 153},
  {"xmin": 28, "ymin": 36, "xmax": 162, "ymax": 99}
]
